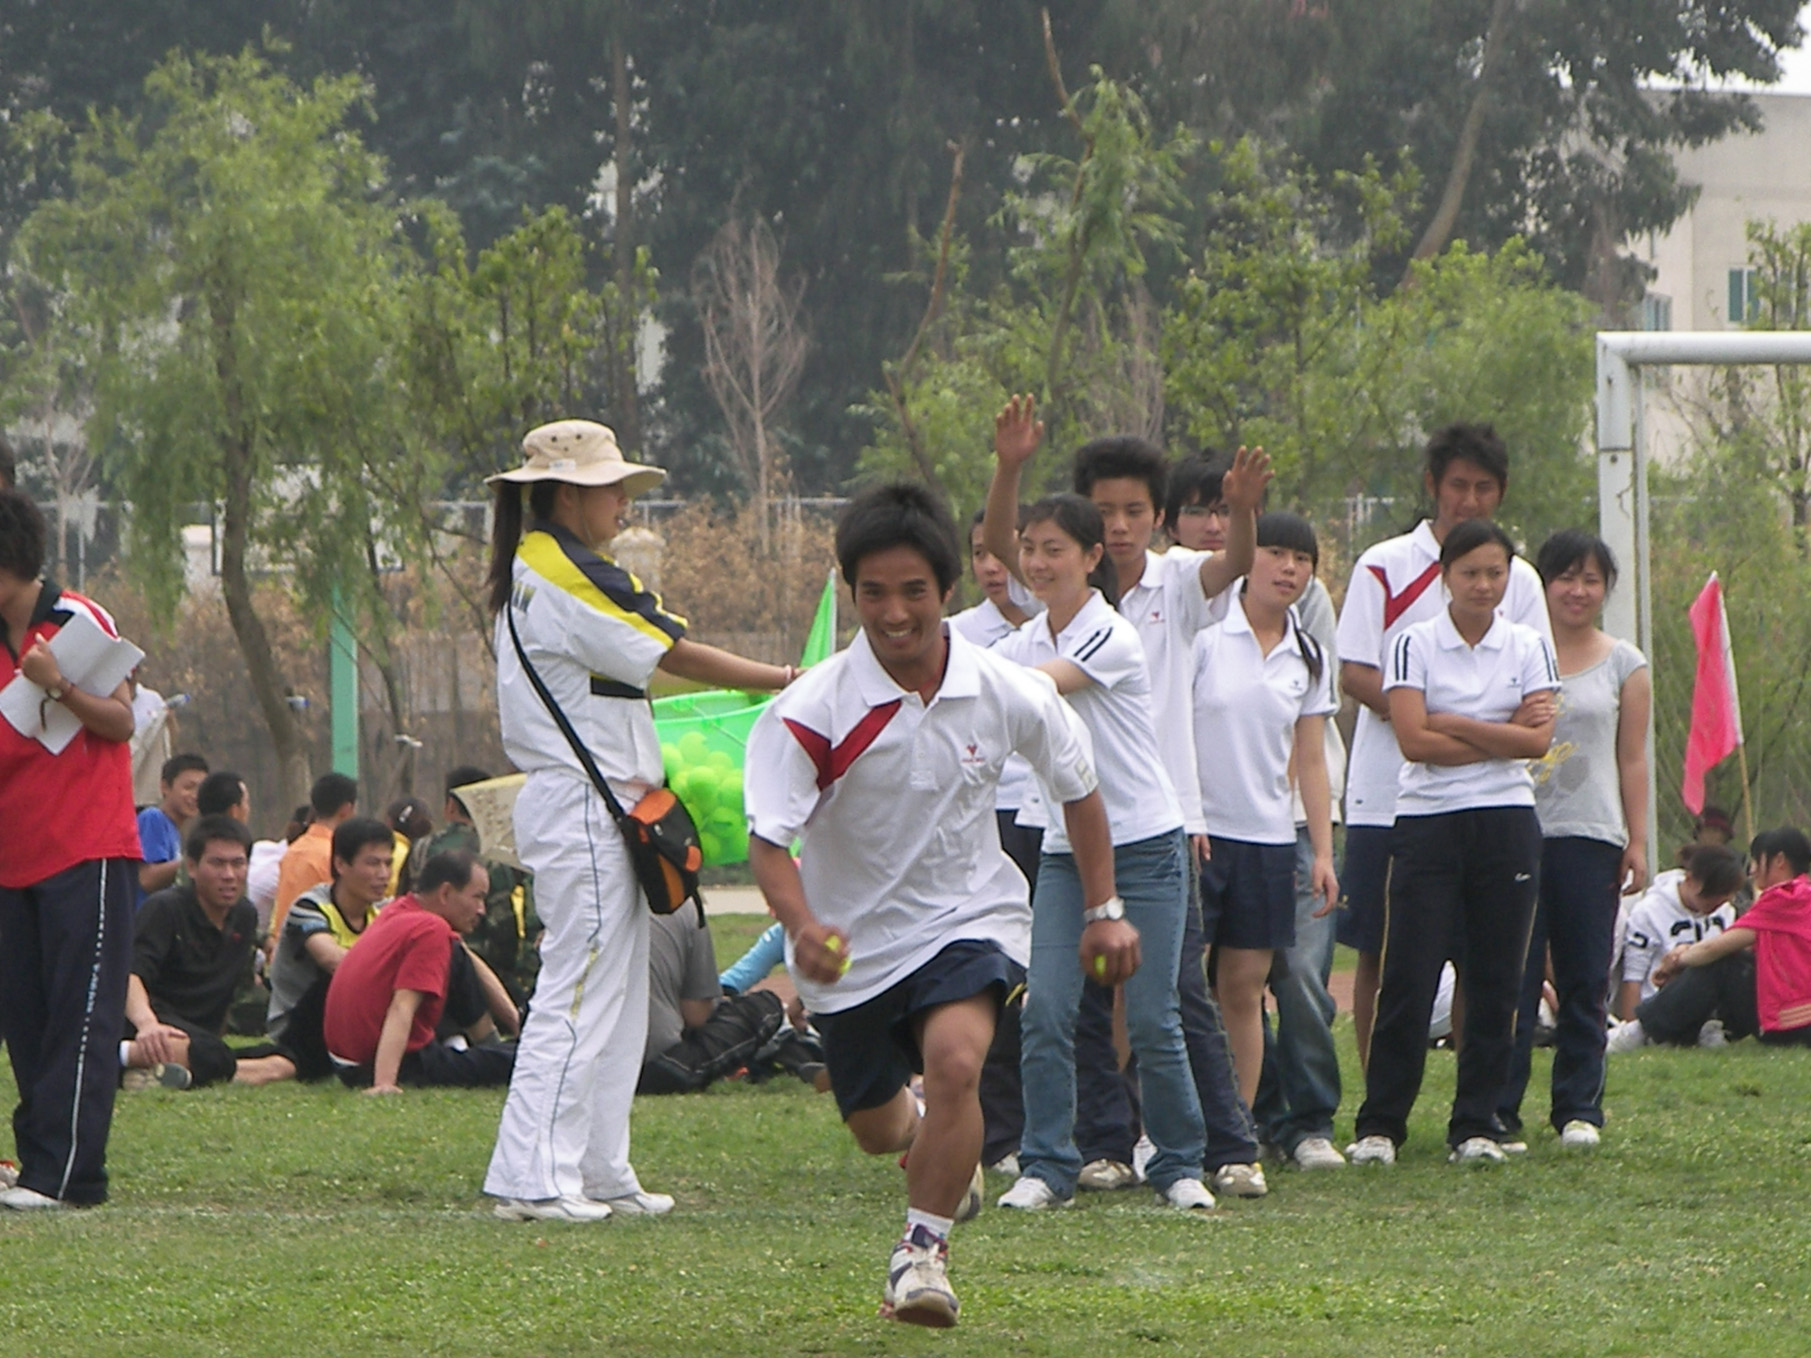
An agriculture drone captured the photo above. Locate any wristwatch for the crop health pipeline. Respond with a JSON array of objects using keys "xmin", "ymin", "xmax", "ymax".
[
  {"xmin": 1082, "ymin": 895, "xmax": 1125, "ymax": 924},
  {"xmin": 44, "ymin": 683, "xmax": 66, "ymax": 703}
]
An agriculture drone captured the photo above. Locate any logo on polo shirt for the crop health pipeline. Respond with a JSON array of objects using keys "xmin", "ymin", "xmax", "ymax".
[{"xmin": 961, "ymin": 742, "xmax": 986, "ymax": 767}]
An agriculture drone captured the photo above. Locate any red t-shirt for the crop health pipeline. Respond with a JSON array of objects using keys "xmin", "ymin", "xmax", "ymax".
[
  {"xmin": 321, "ymin": 896, "xmax": 455, "ymax": 1064},
  {"xmin": 1735, "ymin": 875, "xmax": 1811, "ymax": 1033},
  {"xmin": 0, "ymin": 585, "xmax": 142, "ymax": 889}
]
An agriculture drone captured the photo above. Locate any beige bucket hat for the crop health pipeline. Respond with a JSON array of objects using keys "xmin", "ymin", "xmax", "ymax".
[{"xmin": 486, "ymin": 419, "xmax": 667, "ymax": 495}]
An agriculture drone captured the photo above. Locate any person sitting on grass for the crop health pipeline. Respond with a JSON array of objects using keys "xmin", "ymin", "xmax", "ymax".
[
  {"xmin": 323, "ymin": 849, "xmax": 517, "ymax": 1093},
  {"xmin": 1614, "ymin": 844, "xmax": 1743, "ymax": 1022},
  {"xmin": 265, "ymin": 817, "xmax": 394, "ymax": 1082},
  {"xmin": 1611, "ymin": 828, "xmax": 1811, "ymax": 1052},
  {"xmin": 134, "ymin": 752, "xmax": 208, "ymax": 907},
  {"xmin": 123, "ymin": 816, "xmax": 297, "ymax": 1089}
]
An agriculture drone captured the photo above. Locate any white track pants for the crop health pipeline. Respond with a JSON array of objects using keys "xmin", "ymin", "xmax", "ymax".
[{"xmin": 484, "ymin": 771, "xmax": 651, "ymax": 1202}]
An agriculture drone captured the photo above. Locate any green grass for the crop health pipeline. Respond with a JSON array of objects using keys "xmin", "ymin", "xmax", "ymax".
[{"xmin": 5, "ymin": 930, "xmax": 1811, "ymax": 1355}]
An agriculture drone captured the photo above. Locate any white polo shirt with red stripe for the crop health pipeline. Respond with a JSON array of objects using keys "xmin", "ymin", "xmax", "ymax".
[
  {"xmin": 0, "ymin": 584, "xmax": 142, "ymax": 888},
  {"xmin": 1335, "ymin": 521, "xmax": 1551, "ymax": 828},
  {"xmin": 744, "ymin": 624, "xmax": 1097, "ymax": 1015}
]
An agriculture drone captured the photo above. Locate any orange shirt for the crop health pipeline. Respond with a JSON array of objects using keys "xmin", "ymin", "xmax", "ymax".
[{"xmin": 270, "ymin": 822, "xmax": 334, "ymax": 941}]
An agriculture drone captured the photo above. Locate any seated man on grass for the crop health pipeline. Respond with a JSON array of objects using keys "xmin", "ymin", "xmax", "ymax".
[
  {"xmin": 123, "ymin": 815, "xmax": 296, "ymax": 1089},
  {"xmin": 265, "ymin": 816, "xmax": 394, "ymax": 1081},
  {"xmin": 323, "ymin": 849, "xmax": 517, "ymax": 1093},
  {"xmin": 1612, "ymin": 828, "xmax": 1811, "ymax": 1051}
]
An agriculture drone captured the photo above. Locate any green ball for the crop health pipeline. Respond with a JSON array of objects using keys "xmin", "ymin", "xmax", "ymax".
[
  {"xmin": 687, "ymin": 768, "xmax": 722, "ymax": 814},
  {"xmin": 698, "ymin": 831, "xmax": 724, "ymax": 865},
  {"xmin": 705, "ymin": 749, "xmax": 734, "ymax": 772},
  {"xmin": 720, "ymin": 771, "xmax": 744, "ymax": 809},
  {"xmin": 660, "ymin": 742, "xmax": 682, "ymax": 775},
  {"xmin": 678, "ymin": 731, "xmax": 710, "ymax": 761}
]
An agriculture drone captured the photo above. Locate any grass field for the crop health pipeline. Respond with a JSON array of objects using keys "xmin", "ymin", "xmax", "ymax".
[{"xmin": 3, "ymin": 919, "xmax": 1809, "ymax": 1356}]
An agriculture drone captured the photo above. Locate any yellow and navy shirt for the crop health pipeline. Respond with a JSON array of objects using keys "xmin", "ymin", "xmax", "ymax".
[{"xmin": 495, "ymin": 520, "xmax": 686, "ymax": 796}]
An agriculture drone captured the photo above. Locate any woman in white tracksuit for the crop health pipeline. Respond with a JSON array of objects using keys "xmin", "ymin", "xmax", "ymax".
[{"xmin": 482, "ymin": 420, "xmax": 793, "ymax": 1222}]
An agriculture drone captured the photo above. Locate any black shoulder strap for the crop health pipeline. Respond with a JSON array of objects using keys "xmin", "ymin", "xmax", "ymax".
[{"xmin": 506, "ymin": 594, "xmax": 630, "ymax": 830}]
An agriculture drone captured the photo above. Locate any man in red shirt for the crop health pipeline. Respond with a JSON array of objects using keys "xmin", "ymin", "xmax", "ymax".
[
  {"xmin": 1627, "ymin": 827, "xmax": 1811, "ymax": 1048},
  {"xmin": 323, "ymin": 849, "xmax": 516, "ymax": 1091},
  {"xmin": 0, "ymin": 489, "xmax": 142, "ymax": 1210}
]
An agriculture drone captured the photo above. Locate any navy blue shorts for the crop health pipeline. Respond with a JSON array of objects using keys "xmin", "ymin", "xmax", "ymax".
[
  {"xmin": 814, "ymin": 939, "xmax": 1024, "ymax": 1120},
  {"xmin": 1335, "ymin": 823, "xmax": 1393, "ymax": 955},
  {"xmin": 1199, "ymin": 836, "xmax": 1297, "ymax": 951}
]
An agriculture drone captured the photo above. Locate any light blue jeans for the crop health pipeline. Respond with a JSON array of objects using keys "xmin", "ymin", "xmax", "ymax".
[
  {"xmin": 1252, "ymin": 826, "xmax": 1342, "ymax": 1155},
  {"xmin": 1019, "ymin": 829, "xmax": 1205, "ymax": 1196}
]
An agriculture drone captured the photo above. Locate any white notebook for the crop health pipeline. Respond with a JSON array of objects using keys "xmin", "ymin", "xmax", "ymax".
[{"xmin": 0, "ymin": 611, "xmax": 145, "ymax": 754}]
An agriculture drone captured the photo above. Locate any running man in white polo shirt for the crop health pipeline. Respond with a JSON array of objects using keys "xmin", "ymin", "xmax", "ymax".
[
  {"xmin": 745, "ymin": 484, "xmax": 1126, "ymax": 1330},
  {"xmin": 1335, "ymin": 423, "xmax": 1551, "ymax": 1067}
]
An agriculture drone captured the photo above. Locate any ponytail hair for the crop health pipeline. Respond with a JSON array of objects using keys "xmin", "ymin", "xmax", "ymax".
[
  {"xmin": 487, "ymin": 481, "xmax": 562, "ymax": 614},
  {"xmin": 1024, "ymin": 493, "xmax": 1118, "ymax": 608}
]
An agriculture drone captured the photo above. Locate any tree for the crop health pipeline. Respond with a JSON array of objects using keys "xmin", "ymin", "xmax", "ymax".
[{"xmin": 13, "ymin": 50, "xmax": 430, "ymax": 811}]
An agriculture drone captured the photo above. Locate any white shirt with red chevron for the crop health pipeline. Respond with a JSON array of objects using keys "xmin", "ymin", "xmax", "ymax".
[
  {"xmin": 1336, "ymin": 520, "xmax": 1551, "ymax": 827},
  {"xmin": 744, "ymin": 625, "xmax": 1097, "ymax": 1014}
]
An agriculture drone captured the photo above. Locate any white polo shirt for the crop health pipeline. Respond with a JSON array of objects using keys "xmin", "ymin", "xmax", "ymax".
[
  {"xmin": 495, "ymin": 522, "xmax": 686, "ymax": 798},
  {"xmin": 995, "ymin": 590, "xmax": 1184, "ymax": 853},
  {"xmin": 1382, "ymin": 609, "xmax": 1560, "ymax": 817},
  {"xmin": 1192, "ymin": 596, "xmax": 1337, "ymax": 845},
  {"xmin": 744, "ymin": 626, "xmax": 1097, "ymax": 1015},
  {"xmin": 1117, "ymin": 548, "xmax": 1233, "ymax": 836},
  {"xmin": 951, "ymin": 600, "xmax": 1036, "ymax": 811},
  {"xmin": 1336, "ymin": 521, "xmax": 1550, "ymax": 827}
]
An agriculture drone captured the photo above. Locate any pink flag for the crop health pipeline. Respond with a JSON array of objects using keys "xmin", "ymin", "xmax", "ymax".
[{"xmin": 1682, "ymin": 573, "xmax": 1744, "ymax": 815}]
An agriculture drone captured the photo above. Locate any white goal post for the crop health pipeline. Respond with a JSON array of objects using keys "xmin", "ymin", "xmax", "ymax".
[{"xmin": 1596, "ymin": 330, "xmax": 1811, "ymax": 872}]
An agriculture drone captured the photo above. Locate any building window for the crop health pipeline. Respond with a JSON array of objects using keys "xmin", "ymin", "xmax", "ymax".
[
  {"xmin": 1638, "ymin": 293, "xmax": 1672, "ymax": 331},
  {"xmin": 1728, "ymin": 267, "xmax": 1758, "ymax": 325}
]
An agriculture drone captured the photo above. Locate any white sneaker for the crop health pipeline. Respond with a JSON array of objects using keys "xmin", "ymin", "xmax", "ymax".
[
  {"xmin": 1698, "ymin": 1019, "xmax": 1729, "ymax": 1049},
  {"xmin": 121, "ymin": 1062, "xmax": 192, "ymax": 1092},
  {"xmin": 1292, "ymin": 1137, "xmax": 1347, "ymax": 1171},
  {"xmin": 1606, "ymin": 1019, "xmax": 1648, "ymax": 1053},
  {"xmin": 492, "ymin": 1195, "xmax": 613, "ymax": 1222},
  {"xmin": 986, "ymin": 1153, "xmax": 1020, "ymax": 1178},
  {"xmin": 997, "ymin": 1176, "xmax": 1072, "ymax": 1210},
  {"xmin": 1498, "ymin": 1137, "xmax": 1529, "ymax": 1156},
  {"xmin": 1077, "ymin": 1158, "xmax": 1138, "ymax": 1191},
  {"xmin": 1130, "ymin": 1133, "xmax": 1155, "ymax": 1182},
  {"xmin": 954, "ymin": 1163, "xmax": 986, "ymax": 1224},
  {"xmin": 1560, "ymin": 1120, "xmax": 1601, "ymax": 1151},
  {"xmin": 1346, "ymin": 1135, "xmax": 1396, "ymax": 1166},
  {"xmin": 0, "ymin": 1161, "xmax": 18, "ymax": 1190},
  {"xmin": 884, "ymin": 1225, "xmax": 958, "ymax": 1328},
  {"xmin": 1449, "ymin": 1137, "xmax": 1508, "ymax": 1166},
  {"xmin": 594, "ymin": 1190, "xmax": 674, "ymax": 1216},
  {"xmin": 1209, "ymin": 1162, "xmax": 1268, "ymax": 1199},
  {"xmin": 0, "ymin": 1185, "xmax": 65, "ymax": 1211},
  {"xmin": 1158, "ymin": 1177, "xmax": 1216, "ymax": 1212}
]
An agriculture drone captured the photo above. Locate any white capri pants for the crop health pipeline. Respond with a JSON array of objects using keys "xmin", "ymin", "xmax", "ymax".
[{"xmin": 484, "ymin": 770, "xmax": 651, "ymax": 1202}]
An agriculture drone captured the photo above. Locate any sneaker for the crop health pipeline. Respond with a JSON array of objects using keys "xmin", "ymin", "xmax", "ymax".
[
  {"xmin": 1560, "ymin": 1120, "xmax": 1601, "ymax": 1151},
  {"xmin": 986, "ymin": 1153, "xmax": 1020, "ymax": 1178},
  {"xmin": 997, "ymin": 1176, "xmax": 1072, "ymax": 1210},
  {"xmin": 1346, "ymin": 1135, "xmax": 1396, "ymax": 1166},
  {"xmin": 1209, "ymin": 1162, "xmax": 1268, "ymax": 1199},
  {"xmin": 1698, "ymin": 1019, "xmax": 1729, "ymax": 1049},
  {"xmin": 1157, "ymin": 1177, "xmax": 1216, "ymax": 1212},
  {"xmin": 1498, "ymin": 1138, "xmax": 1529, "ymax": 1156},
  {"xmin": 0, "ymin": 1185, "xmax": 67, "ymax": 1211},
  {"xmin": 594, "ymin": 1190, "xmax": 675, "ymax": 1216},
  {"xmin": 492, "ymin": 1196, "xmax": 614, "ymax": 1222},
  {"xmin": 954, "ymin": 1163, "xmax": 986, "ymax": 1224},
  {"xmin": 1292, "ymin": 1137, "xmax": 1347, "ymax": 1171},
  {"xmin": 121, "ymin": 1062, "xmax": 192, "ymax": 1092},
  {"xmin": 1077, "ymin": 1158, "xmax": 1137, "ymax": 1192},
  {"xmin": 1449, "ymin": 1137, "xmax": 1508, "ymax": 1166},
  {"xmin": 1606, "ymin": 1019, "xmax": 1648, "ymax": 1053},
  {"xmin": 883, "ymin": 1225, "xmax": 958, "ymax": 1328},
  {"xmin": 0, "ymin": 1160, "xmax": 18, "ymax": 1190},
  {"xmin": 1130, "ymin": 1133, "xmax": 1155, "ymax": 1182}
]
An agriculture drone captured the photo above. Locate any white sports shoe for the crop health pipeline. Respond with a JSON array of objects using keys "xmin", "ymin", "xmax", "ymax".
[
  {"xmin": 1605, "ymin": 1019, "xmax": 1648, "ymax": 1053},
  {"xmin": 954, "ymin": 1163, "xmax": 986, "ymax": 1224},
  {"xmin": 594, "ymin": 1190, "xmax": 675, "ymax": 1216},
  {"xmin": 1449, "ymin": 1137, "xmax": 1508, "ymax": 1166},
  {"xmin": 492, "ymin": 1196, "xmax": 613, "ymax": 1223},
  {"xmin": 1209, "ymin": 1162, "xmax": 1268, "ymax": 1199},
  {"xmin": 1292, "ymin": 1137, "xmax": 1347, "ymax": 1171},
  {"xmin": 1560, "ymin": 1120, "xmax": 1601, "ymax": 1151},
  {"xmin": 1130, "ymin": 1133, "xmax": 1155, "ymax": 1182},
  {"xmin": 997, "ymin": 1176, "xmax": 1072, "ymax": 1210},
  {"xmin": 1698, "ymin": 1019, "xmax": 1729, "ymax": 1049},
  {"xmin": 1077, "ymin": 1158, "xmax": 1138, "ymax": 1191},
  {"xmin": 0, "ymin": 1185, "xmax": 65, "ymax": 1211},
  {"xmin": 1158, "ymin": 1177, "xmax": 1216, "ymax": 1212},
  {"xmin": 1346, "ymin": 1135, "xmax": 1396, "ymax": 1166},
  {"xmin": 987, "ymin": 1153, "xmax": 1020, "ymax": 1178},
  {"xmin": 884, "ymin": 1225, "xmax": 958, "ymax": 1328}
]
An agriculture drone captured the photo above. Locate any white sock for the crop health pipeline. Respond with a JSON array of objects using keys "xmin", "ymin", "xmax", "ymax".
[
  {"xmin": 119, "ymin": 1041, "xmax": 133, "ymax": 1068},
  {"xmin": 905, "ymin": 1208, "xmax": 953, "ymax": 1243}
]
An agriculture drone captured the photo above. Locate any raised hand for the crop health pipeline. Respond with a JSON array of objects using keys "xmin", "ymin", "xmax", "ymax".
[
  {"xmin": 993, "ymin": 394, "xmax": 1045, "ymax": 470},
  {"xmin": 1219, "ymin": 445, "xmax": 1274, "ymax": 511}
]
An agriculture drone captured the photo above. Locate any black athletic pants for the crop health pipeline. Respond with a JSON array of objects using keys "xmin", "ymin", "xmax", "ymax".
[
  {"xmin": 1356, "ymin": 807, "xmax": 1541, "ymax": 1149},
  {"xmin": 1633, "ymin": 950, "xmax": 1811, "ymax": 1047},
  {"xmin": 979, "ymin": 811, "xmax": 1040, "ymax": 1165},
  {"xmin": 638, "ymin": 990, "xmax": 786, "ymax": 1095},
  {"xmin": 0, "ymin": 857, "xmax": 134, "ymax": 1204},
  {"xmin": 124, "ymin": 1008, "xmax": 277, "ymax": 1088}
]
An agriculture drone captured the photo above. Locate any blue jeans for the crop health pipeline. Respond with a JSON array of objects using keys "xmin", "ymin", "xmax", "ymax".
[
  {"xmin": 1253, "ymin": 827, "xmax": 1342, "ymax": 1155},
  {"xmin": 1020, "ymin": 830, "xmax": 1205, "ymax": 1196}
]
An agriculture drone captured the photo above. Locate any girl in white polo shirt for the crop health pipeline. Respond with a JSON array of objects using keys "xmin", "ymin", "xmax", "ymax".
[
  {"xmin": 991, "ymin": 494, "xmax": 1214, "ymax": 1212},
  {"xmin": 1191, "ymin": 512, "xmax": 1338, "ymax": 1109},
  {"xmin": 1349, "ymin": 519, "xmax": 1559, "ymax": 1167}
]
